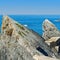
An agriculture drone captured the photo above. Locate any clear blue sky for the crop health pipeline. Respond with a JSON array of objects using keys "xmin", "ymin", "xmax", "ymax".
[{"xmin": 0, "ymin": 0, "xmax": 60, "ymax": 15}]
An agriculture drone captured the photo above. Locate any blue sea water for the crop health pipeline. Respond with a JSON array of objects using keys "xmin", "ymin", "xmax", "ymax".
[{"xmin": 0, "ymin": 15, "xmax": 60, "ymax": 35}]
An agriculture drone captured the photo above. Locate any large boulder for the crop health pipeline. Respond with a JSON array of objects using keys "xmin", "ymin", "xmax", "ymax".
[
  {"xmin": 1, "ymin": 16, "xmax": 58, "ymax": 57},
  {"xmin": 1, "ymin": 16, "xmax": 42, "ymax": 57},
  {"xmin": 42, "ymin": 19, "xmax": 60, "ymax": 40},
  {"xmin": 0, "ymin": 34, "xmax": 34, "ymax": 60},
  {"xmin": 0, "ymin": 16, "xmax": 60, "ymax": 60}
]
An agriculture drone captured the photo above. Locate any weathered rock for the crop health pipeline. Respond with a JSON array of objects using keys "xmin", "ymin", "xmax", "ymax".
[
  {"xmin": 42, "ymin": 19, "xmax": 60, "ymax": 40},
  {"xmin": 1, "ymin": 16, "xmax": 58, "ymax": 58},
  {"xmin": 0, "ymin": 35, "xmax": 34, "ymax": 60},
  {"xmin": 45, "ymin": 37, "xmax": 60, "ymax": 45},
  {"xmin": 1, "ymin": 16, "xmax": 60, "ymax": 60},
  {"xmin": 33, "ymin": 55, "xmax": 59, "ymax": 60},
  {"xmin": 45, "ymin": 37, "xmax": 60, "ymax": 55},
  {"xmin": 1, "ymin": 16, "xmax": 43, "ymax": 56}
]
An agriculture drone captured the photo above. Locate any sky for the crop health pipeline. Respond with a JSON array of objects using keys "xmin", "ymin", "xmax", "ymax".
[{"xmin": 0, "ymin": 0, "xmax": 60, "ymax": 15}]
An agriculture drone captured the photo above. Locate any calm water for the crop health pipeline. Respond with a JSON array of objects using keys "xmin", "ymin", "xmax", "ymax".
[{"xmin": 0, "ymin": 15, "xmax": 60, "ymax": 35}]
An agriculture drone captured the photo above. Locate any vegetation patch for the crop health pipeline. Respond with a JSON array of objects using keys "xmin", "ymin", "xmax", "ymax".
[
  {"xmin": 21, "ymin": 32, "xmax": 27, "ymax": 36},
  {"xmin": 25, "ymin": 31, "xmax": 29, "ymax": 34},
  {"xmin": 15, "ymin": 23, "xmax": 25, "ymax": 30},
  {"xmin": 18, "ymin": 31, "xmax": 24, "ymax": 37}
]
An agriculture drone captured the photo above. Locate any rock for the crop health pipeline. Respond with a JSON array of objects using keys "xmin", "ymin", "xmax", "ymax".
[
  {"xmin": 1, "ymin": 16, "xmax": 43, "ymax": 56},
  {"xmin": 45, "ymin": 37, "xmax": 60, "ymax": 55},
  {"xmin": 42, "ymin": 19, "xmax": 60, "ymax": 40},
  {"xmin": 28, "ymin": 29, "xmax": 58, "ymax": 57},
  {"xmin": 2, "ymin": 16, "xmax": 58, "ymax": 57},
  {"xmin": 0, "ymin": 16, "xmax": 60, "ymax": 60},
  {"xmin": 45, "ymin": 37, "xmax": 60, "ymax": 45},
  {"xmin": 0, "ymin": 35, "xmax": 34, "ymax": 60},
  {"xmin": 33, "ymin": 55, "xmax": 59, "ymax": 60},
  {"xmin": 0, "ymin": 35, "xmax": 59, "ymax": 60}
]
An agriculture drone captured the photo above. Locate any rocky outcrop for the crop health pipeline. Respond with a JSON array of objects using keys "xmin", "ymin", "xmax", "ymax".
[
  {"xmin": 42, "ymin": 19, "xmax": 60, "ymax": 40},
  {"xmin": 2, "ymin": 16, "xmax": 59, "ymax": 58},
  {"xmin": 42, "ymin": 19, "xmax": 60, "ymax": 59},
  {"xmin": 0, "ymin": 16, "xmax": 60, "ymax": 60},
  {"xmin": 0, "ymin": 35, "xmax": 34, "ymax": 60},
  {"xmin": 45, "ymin": 37, "xmax": 60, "ymax": 54},
  {"xmin": 45, "ymin": 37, "xmax": 60, "ymax": 45},
  {"xmin": 2, "ymin": 16, "xmax": 43, "ymax": 56},
  {"xmin": 33, "ymin": 55, "xmax": 59, "ymax": 60}
]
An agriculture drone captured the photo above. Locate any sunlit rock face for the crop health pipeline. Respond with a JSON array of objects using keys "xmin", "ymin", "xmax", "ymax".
[
  {"xmin": 2, "ymin": 16, "xmax": 18, "ymax": 37},
  {"xmin": 1, "ymin": 16, "xmax": 44, "ymax": 60},
  {"xmin": 45, "ymin": 37, "xmax": 60, "ymax": 54},
  {"xmin": 33, "ymin": 55, "xmax": 59, "ymax": 60},
  {"xmin": 42, "ymin": 19, "xmax": 60, "ymax": 40},
  {"xmin": 0, "ymin": 16, "xmax": 60, "ymax": 60},
  {"xmin": 0, "ymin": 35, "xmax": 34, "ymax": 60},
  {"xmin": 1, "ymin": 16, "xmax": 43, "ymax": 56}
]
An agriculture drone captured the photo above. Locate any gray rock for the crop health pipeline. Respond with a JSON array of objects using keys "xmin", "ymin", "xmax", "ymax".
[
  {"xmin": 1, "ymin": 16, "xmax": 53, "ymax": 57},
  {"xmin": 0, "ymin": 16, "xmax": 60, "ymax": 60},
  {"xmin": 0, "ymin": 34, "xmax": 35, "ymax": 60},
  {"xmin": 42, "ymin": 19, "xmax": 60, "ymax": 40},
  {"xmin": 1, "ymin": 16, "xmax": 42, "ymax": 56}
]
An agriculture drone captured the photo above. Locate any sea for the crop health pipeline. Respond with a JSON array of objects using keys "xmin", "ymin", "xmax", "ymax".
[{"xmin": 0, "ymin": 15, "xmax": 60, "ymax": 35}]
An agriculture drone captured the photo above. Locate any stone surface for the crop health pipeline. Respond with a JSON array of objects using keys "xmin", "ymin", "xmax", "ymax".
[
  {"xmin": 0, "ymin": 16, "xmax": 60, "ymax": 60},
  {"xmin": 45, "ymin": 37, "xmax": 60, "ymax": 45},
  {"xmin": 1, "ymin": 16, "xmax": 53, "ymax": 57},
  {"xmin": 33, "ymin": 55, "xmax": 59, "ymax": 60},
  {"xmin": 42, "ymin": 19, "xmax": 60, "ymax": 40},
  {"xmin": 46, "ymin": 37, "xmax": 60, "ymax": 53},
  {"xmin": 2, "ymin": 16, "xmax": 42, "ymax": 56},
  {"xmin": 0, "ymin": 35, "xmax": 34, "ymax": 60}
]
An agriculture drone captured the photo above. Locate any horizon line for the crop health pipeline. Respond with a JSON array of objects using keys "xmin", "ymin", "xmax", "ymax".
[{"xmin": 0, "ymin": 14, "xmax": 60, "ymax": 15}]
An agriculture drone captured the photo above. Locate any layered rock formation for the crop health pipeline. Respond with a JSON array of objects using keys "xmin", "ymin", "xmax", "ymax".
[
  {"xmin": 42, "ymin": 19, "xmax": 60, "ymax": 40},
  {"xmin": 33, "ymin": 55, "xmax": 59, "ymax": 60},
  {"xmin": 1, "ymin": 16, "xmax": 54, "ymax": 57},
  {"xmin": 0, "ymin": 16, "xmax": 60, "ymax": 60},
  {"xmin": 45, "ymin": 37, "xmax": 60, "ymax": 54},
  {"xmin": 0, "ymin": 35, "xmax": 34, "ymax": 60},
  {"xmin": 42, "ymin": 19, "xmax": 60, "ymax": 59}
]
